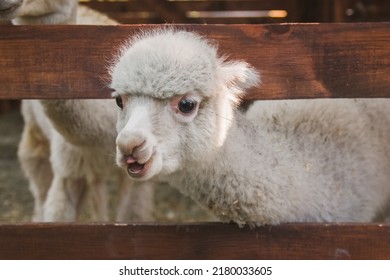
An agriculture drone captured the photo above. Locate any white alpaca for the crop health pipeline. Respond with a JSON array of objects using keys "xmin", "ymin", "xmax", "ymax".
[
  {"xmin": 110, "ymin": 29, "xmax": 390, "ymax": 226},
  {"xmin": 0, "ymin": 0, "xmax": 153, "ymax": 222}
]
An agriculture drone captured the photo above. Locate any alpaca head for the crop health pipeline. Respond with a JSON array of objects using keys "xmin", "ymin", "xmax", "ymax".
[
  {"xmin": 0, "ymin": 0, "xmax": 77, "ymax": 24},
  {"xmin": 110, "ymin": 29, "xmax": 260, "ymax": 180}
]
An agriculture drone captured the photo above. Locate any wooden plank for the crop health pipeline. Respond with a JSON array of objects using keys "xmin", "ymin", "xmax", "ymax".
[
  {"xmin": 172, "ymin": 0, "xmax": 291, "ymax": 12},
  {"xmin": 0, "ymin": 23, "xmax": 389, "ymax": 100},
  {"xmin": 0, "ymin": 223, "xmax": 389, "ymax": 259},
  {"xmin": 81, "ymin": 0, "xmax": 291, "ymax": 14},
  {"xmin": 80, "ymin": 0, "xmax": 300, "ymax": 23}
]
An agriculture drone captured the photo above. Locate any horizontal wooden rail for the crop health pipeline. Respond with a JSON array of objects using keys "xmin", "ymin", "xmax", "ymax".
[
  {"xmin": 82, "ymin": 0, "xmax": 292, "ymax": 13},
  {"xmin": 80, "ymin": 0, "xmax": 297, "ymax": 24},
  {"xmin": 0, "ymin": 223, "xmax": 389, "ymax": 260},
  {"xmin": 1, "ymin": 23, "xmax": 390, "ymax": 100}
]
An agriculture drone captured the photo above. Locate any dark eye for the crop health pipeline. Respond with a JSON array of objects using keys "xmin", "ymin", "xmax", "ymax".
[
  {"xmin": 115, "ymin": 96, "xmax": 123, "ymax": 109},
  {"xmin": 178, "ymin": 98, "xmax": 197, "ymax": 114}
]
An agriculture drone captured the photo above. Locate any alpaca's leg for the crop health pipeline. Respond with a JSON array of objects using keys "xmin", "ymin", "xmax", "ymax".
[
  {"xmin": 28, "ymin": 168, "xmax": 53, "ymax": 222},
  {"xmin": 89, "ymin": 177, "xmax": 109, "ymax": 221},
  {"xmin": 43, "ymin": 175, "xmax": 88, "ymax": 222},
  {"xmin": 116, "ymin": 178, "xmax": 154, "ymax": 222},
  {"xmin": 17, "ymin": 123, "xmax": 53, "ymax": 222},
  {"xmin": 43, "ymin": 132, "xmax": 93, "ymax": 222}
]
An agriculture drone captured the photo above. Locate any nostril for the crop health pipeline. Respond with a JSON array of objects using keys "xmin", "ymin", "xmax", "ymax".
[
  {"xmin": 131, "ymin": 140, "xmax": 146, "ymax": 157},
  {"xmin": 119, "ymin": 140, "xmax": 148, "ymax": 165},
  {"xmin": 116, "ymin": 131, "xmax": 147, "ymax": 157}
]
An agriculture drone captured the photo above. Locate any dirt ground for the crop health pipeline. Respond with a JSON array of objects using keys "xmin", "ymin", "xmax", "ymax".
[{"xmin": 0, "ymin": 109, "xmax": 213, "ymax": 224}]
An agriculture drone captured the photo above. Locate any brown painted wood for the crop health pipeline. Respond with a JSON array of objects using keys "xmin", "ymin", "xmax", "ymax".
[
  {"xmin": 1, "ymin": 23, "xmax": 390, "ymax": 100},
  {"xmin": 0, "ymin": 223, "xmax": 389, "ymax": 260},
  {"xmin": 81, "ymin": 0, "xmax": 295, "ymax": 24},
  {"xmin": 82, "ymin": 0, "xmax": 291, "ymax": 14}
]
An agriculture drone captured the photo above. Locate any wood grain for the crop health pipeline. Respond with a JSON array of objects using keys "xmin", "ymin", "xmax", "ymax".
[
  {"xmin": 82, "ymin": 0, "xmax": 291, "ymax": 13},
  {"xmin": 0, "ymin": 223, "xmax": 389, "ymax": 260},
  {"xmin": 1, "ymin": 23, "xmax": 389, "ymax": 100},
  {"xmin": 81, "ymin": 0, "xmax": 297, "ymax": 23}
]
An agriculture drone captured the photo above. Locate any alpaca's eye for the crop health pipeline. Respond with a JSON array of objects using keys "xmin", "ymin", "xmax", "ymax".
[
  {"xmin": 116, "ymin": 96, "xmax": 123, "ymax": 109},
  {"xmin": 178, "ymin": 98, "xmax": 197, "ymax": 114}
]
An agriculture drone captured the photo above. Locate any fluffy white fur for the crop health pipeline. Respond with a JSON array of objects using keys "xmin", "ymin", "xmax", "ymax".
[
  {"xmin": 0, "ymin": 0, "xmax": 153, "ymax": 222},
  {"xmin": 111, "ymin": 29, "xmax": 390, "ymax": 226}
]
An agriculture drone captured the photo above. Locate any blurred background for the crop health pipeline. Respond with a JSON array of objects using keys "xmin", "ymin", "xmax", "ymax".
[
  {"xmin": 1, "ymin": 0, "xmax": 389, "ymax": 223},
  {"xmin": 78, "ymin": 0, "xmax": 390, "ymax": 24}
]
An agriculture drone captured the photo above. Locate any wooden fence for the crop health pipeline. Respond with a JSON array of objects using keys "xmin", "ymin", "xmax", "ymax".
[{"xmin": 0, "ymin": 23, "xmax": 390, "ymax": 259}]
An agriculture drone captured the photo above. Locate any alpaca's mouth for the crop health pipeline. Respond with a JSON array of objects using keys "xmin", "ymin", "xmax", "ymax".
[
  {"xmin": 125, "ymin": 156, "xmax": 153, "ymax": 178},
  {"xmin": 128, "ymin": 162, "xmax": 145, "ymax": 174}
]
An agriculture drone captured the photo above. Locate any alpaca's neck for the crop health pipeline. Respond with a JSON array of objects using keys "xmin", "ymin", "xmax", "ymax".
[
  {"xmin": 12, "ymin": 1, "xmax": 77, "ymax": 25},
  {"xmin": 39, "ymin": 100, "xmax": 117, "ymax": 148}
]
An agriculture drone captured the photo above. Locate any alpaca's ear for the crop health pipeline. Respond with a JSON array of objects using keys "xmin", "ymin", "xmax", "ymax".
[{"xmin": 219, "ymin": 61, "xmax": 260, "ymax": 98}]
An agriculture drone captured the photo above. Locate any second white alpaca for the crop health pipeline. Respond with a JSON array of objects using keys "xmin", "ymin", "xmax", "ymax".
[
  {"xmin": 1, "ymin": 0, "xmax": 154, "ymax": 222},
  {"xmin": 110, "ymin": 29, "xmax": 390, "ymax": 226}
]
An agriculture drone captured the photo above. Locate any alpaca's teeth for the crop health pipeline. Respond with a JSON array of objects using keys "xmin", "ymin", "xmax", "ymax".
[{"xmin": 128, "ymin": 162, "xmax": 145, "ymax": 174}]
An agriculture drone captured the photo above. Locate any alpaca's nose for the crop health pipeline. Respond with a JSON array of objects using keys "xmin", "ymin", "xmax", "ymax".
[
  {"xmin": 116, "ymin": 103, "xmax": 156, "ymax": 165},
  {"xmin": 116, "ymin": 130, "xmax": 146, "ymax": 158},
  {"xmin": 131, "ymin": 141, "xmax": 147, "ymax": 159},
  {"xmin": 116, "ymin": 128, "xmax": 156, "ymax": 165}
]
